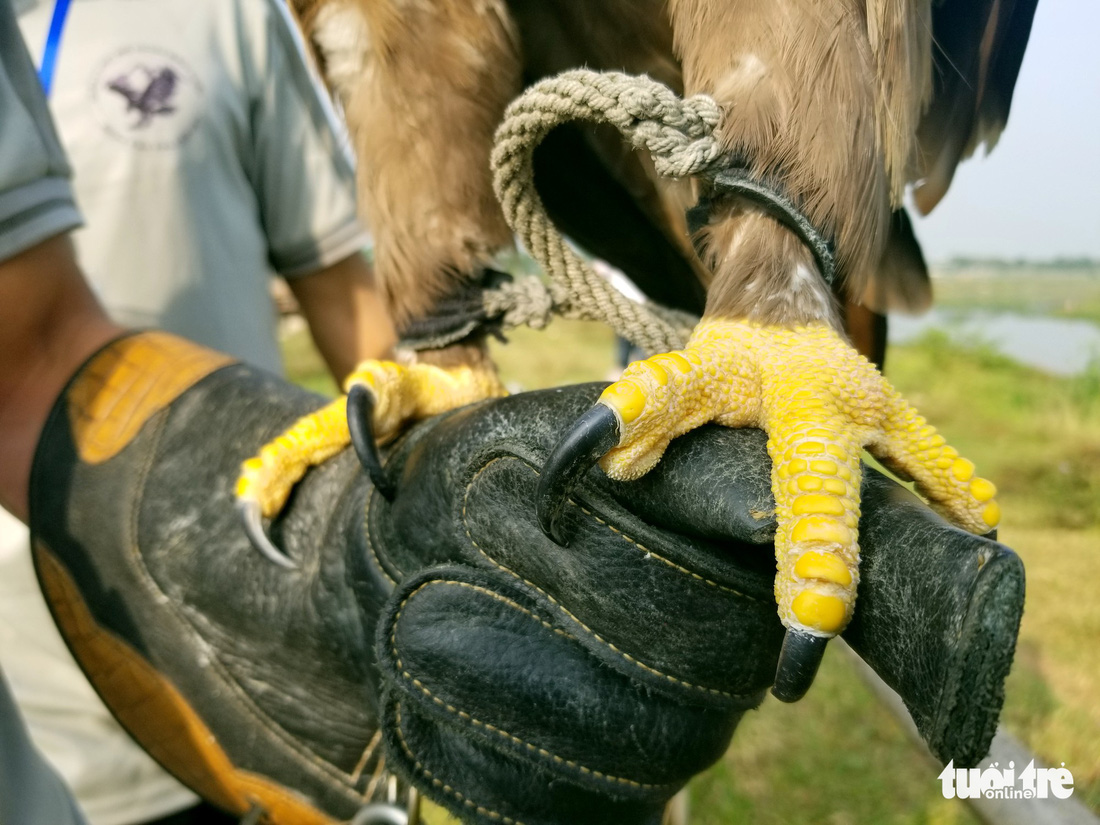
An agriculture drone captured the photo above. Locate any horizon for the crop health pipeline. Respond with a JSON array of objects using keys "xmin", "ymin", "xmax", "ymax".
[
  {"xmin": 911, "ymin": 2, "xmax": 1100, "ymax": 262},
  {"xmin": 930, "ymin": 255, "xmax": 1100, "ymax": 267}
]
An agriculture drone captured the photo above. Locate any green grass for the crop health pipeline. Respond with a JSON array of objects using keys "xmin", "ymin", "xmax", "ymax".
[
  {"xmin": 692, "ymin": 647, "xmax": 982, "ymax": 825},
  {"xmin": 884, "ymin": 330, "xmax": 1100, "ymax": 530},
  {"xmin": 690, "ymin": 331, "xmax": 1100, "ymax": 821},
  {"xmin": 489, "ymin": 318, "xmax": 618, "ymax": 390},
  {"xmin": 282, "ymin": 297, "xmax": 1100, "ymax": 821}
]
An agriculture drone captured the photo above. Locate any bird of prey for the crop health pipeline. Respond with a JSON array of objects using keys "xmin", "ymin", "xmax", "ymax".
[
  {"xmin": 239, "ymin": 0, "xmax": 1038, "ymax": 697},
  {"xmin": 106, "ymin": 65, "xmax": 179, "ymax": 127}
]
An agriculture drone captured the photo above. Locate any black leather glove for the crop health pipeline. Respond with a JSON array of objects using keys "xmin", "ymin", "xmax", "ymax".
[
  {"xmin": 368, "ymin": 384, "xmax": 785, "ymax": 825},
  {"xmin": 29, "ymin": 333, "xmax": 1024, "ymax": 825}
]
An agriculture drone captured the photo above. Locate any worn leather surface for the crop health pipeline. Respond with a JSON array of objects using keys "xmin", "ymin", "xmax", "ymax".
[
  {"xmin": 30, "ymin": 364, "xmax": 1024, "ymax": 825},
  {"xmin": 31, "ymin": 364, "xmax": 381, "ymax": 821},
  {"xmin": 367, "ymin": 387, "xmax": 785, "ymax": 825}
]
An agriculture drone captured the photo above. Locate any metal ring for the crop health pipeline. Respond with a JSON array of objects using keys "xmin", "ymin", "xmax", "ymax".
[{"xmin": 350, "ymin": 803, "xmax": 408, "ymax": 825}]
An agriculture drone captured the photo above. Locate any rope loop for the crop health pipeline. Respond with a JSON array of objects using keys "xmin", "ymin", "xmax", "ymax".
[
  {"xmin": 482, "ymin": 276, "xmax": 566, "ymax": 331},
  {"xmin": 488, "ymin": 70, "xmax": 724, "ymax": 354}
]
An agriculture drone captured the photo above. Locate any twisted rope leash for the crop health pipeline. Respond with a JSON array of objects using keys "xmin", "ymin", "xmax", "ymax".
[{"xmin": 487, "ymin": 70, "xmax": 725, "ymax": 354}]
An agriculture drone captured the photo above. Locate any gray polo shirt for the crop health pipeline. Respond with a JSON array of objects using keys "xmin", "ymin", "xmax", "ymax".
[
  {"xmin": 17, "ymin": 0, "xmax": 370, "ymax": 374},
  {"xmin": 0, "ymin": 2, "xmax": 368, "ymax": 823},
  {"xmin": 0, "ymin": 0, "xmax": 81, "ymax": 263}
]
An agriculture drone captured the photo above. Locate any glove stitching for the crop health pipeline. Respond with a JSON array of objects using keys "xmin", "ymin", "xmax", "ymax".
[
  {"xmin": 125, "ymin": 414, "xmax": 374, "ymax": 798},
  {"xmin": 393, "ymin": 703, "xmax": 524, "ymax": 825},
  {"xmin": 575, "ymin": 504, "xmax": 766, "ymax": 604},
  {"xmin": 391, "ymin": 579, "xmax": 675, "ymax": 792},
  {"xmin": 461, "ymin": 457, "xmax": 759, "ymax": 701}
]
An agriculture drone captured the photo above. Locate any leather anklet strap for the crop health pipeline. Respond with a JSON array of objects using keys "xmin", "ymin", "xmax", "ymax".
[{"xmin": 688, "ymin": 166, "xmax": 838, "ymax": 290}]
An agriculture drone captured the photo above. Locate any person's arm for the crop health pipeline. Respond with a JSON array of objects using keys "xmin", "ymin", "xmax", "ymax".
[
  {"xmin": 286, "ymin": 251, "xmax": 396, "ymax": 385},
  {"xmin": 0, "ymin": 3, "xmax": 123, "ymax": 522},
  {"xmin": 239, "ymin": 0, "xmax": 398, "ymax": 382},
  {"xmin": 0, "ymin": 235, "xmax": 122, "ymax": 521}
]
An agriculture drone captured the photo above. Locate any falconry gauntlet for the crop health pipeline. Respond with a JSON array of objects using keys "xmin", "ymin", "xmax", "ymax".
[{"xmin": 29, "ymin": 332, "xmax": 1024, "ymax": 825}]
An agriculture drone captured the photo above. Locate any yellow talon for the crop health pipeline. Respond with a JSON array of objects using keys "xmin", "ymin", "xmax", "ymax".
[
  {"xmin": 791, "ymin": 591, "xmax": 848, "ymax": 633},
  {"xmin": 969, "ymin": 477, "xmax": 997, "ymax": 502},
  {"xmin": 794, "ymin": 551, "xmax": 853, "ymax": 587},
  {"xmin": 236, "ymin": 359, "xmax": 505, "ymax": 522},
  {"xmin": 951, "ymin": 458, "xmax": 976, "ymax": 482},
  {"xmin": 599, "ymin": 381, "xmax": 647, "ymax": 424},
  {"xmin": 792, "ymin": 494, "xmax": 846, "ymax": 517},
  {"xmin": 791, "ymin": 516, "xmax": 851, "ymax": 546},
  {"xmin": 588, "ymin": 317, "xmax": 998, "ymax": 648}
]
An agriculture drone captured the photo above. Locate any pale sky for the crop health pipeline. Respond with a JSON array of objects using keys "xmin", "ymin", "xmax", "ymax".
[{"xmin": 911, "ymin": 1, "xmax": 1100, "ymax": 262}]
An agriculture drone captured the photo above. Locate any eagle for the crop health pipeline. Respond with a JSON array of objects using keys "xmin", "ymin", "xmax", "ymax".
[
  {"xmin": 106, "ymin": 65, "xmax": 179, "ymax": 127},
  {"xmin": 238, "ymin": 0, "xmax": 1038, "ymax": 698}
]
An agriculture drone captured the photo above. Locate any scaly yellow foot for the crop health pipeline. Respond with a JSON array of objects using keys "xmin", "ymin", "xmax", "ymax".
[
  {"xmin": 237, "ymin": 360, "xmax": 505, "ymax": 521},
  {"xmin": 596, "ymin": 318, "xmax": 998, "ymax": 647}
]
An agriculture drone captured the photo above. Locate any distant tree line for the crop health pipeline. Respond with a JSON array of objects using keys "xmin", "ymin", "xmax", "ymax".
[{"xmin": 940, "ymin": 256, "xmax": 1099, "ymax": 270}]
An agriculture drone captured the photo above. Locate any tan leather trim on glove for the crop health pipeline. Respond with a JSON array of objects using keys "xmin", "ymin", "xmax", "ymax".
[
  {"xmin": 34, "ymin": 537, "xmax": 338, "ymax": 825},
  {"xmin": 66, "ymin": 332, "xmax": 234, "ymax": 464}
]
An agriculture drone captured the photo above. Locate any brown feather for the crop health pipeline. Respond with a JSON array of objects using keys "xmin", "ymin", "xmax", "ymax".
[
  {"xmin": 302, "ymin": 0, "xmax": 522, "ymax": 327},
  {"xmin": 912, "ymin": 0, "xmax": 1039, "ymax": 214},
  {"xmin": 295, "ymin": 0, "xmax": 1034, "ymax": 345},
  {"xmin": 669, "ymin": 0, "xmax": 893, "ymax": 323},
  {"xmin": 863, "ymin": 209, "xmax": 932, "ymax": 315}
]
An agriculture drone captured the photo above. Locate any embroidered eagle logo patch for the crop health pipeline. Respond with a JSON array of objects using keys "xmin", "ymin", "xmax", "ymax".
[
  {"xmin": 93, "ymin": 47, "xmax": 202, "ymax": 148},
  {"xmin": 106, "ymin": 66, "xmax": 179, "ymax": 127}
]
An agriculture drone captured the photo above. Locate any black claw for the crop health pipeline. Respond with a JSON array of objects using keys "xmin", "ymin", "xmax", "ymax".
[
  {"xmin": 238, "ymin": 499, "xmax": 298, "ymax": 569},
  {"xmin": 347, "ymin": 383, "xmax": 395, "ymax": 500},
  {"xmin": 536, "ymin": 405, "xmax": 621, "ymax": 545},
  {"xmin": 771, "ymin": 628, "xmax": 829, "ymax": 702}
]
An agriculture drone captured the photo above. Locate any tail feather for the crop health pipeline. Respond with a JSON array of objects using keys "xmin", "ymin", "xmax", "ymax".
[{"xmin": 862, "ymin": 209, "xmax": 931, "ymax": 316}]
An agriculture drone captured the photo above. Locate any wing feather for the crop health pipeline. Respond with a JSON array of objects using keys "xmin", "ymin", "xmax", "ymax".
[{"xmin": 912, "ymin": 0, "xmax": 1039, "ymax": 214}]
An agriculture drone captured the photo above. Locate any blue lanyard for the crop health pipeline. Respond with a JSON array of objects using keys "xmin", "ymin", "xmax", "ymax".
[{"xmin": 38, "ymin": 0, "xmax": 73, "ymax": 97}]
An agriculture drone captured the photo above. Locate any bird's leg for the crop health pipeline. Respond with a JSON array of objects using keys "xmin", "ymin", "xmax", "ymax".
[
  {"xmin": 241, "ymin": 0, "xmax": 522, "ymax": 564},
  {"xmin": 538, "ymin": 37, "xmax": 995, "ymax": 698},
  {"xmin": 539, "ymin": 301, "xmax": 999, "ymax": 701},
  {"xmin": 545, "ymin": 0, "xmax": 981, "ymax": 699},
  {"xmin": 237, "ymin": 341, "xmax": 505, "ymax": 567}
]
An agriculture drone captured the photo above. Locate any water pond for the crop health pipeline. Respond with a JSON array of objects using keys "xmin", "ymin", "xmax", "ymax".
[{"xmin": 888, "ymin": 309, "xmax": 1100, "ymax": 376}]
